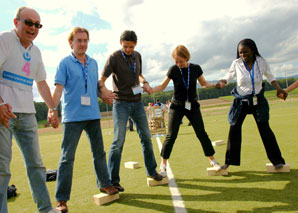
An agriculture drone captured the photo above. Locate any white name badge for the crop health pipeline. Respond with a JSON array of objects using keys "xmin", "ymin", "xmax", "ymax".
[
  {"xmin": 132, "ymin": 84, "xmax": 142, "ymax": 95},
  {"xmin": 253, "ymin": 96, "xmax": 258, "ymax": 106},
  {"xmin": 81, "ymin": 96, "xmax": 91, "ymax": 106},
  {"xmin": 185, "ymin": 101, "xmax": 191, "ymax": 110}
]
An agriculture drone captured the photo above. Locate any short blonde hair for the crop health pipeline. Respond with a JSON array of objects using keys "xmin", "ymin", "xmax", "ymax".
[
  {"xmin": 68, "ymin": 27, "xmax": 89, "ymax": 43},
  {"xmin": 172, "ymin": 45, "xmax": 190, "ymax": 61}
]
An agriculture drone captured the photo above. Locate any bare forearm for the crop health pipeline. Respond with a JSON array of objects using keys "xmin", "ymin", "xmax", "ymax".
[
  {"xmin": 286, "ymin": 80, "xmax": 298, "ymax": 93},
  {"xmin": 37, "ymin": 80, "xmax": 55, "ymax": 108}
]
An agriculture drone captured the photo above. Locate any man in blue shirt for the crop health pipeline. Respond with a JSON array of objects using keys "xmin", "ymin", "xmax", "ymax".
[{"xmin": 52, "ymin": 27, "xmax": 118, "ymax": 212}]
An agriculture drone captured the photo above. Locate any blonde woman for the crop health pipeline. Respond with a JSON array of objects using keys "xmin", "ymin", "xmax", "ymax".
[{"xmin": 151, "ymin": 45, "xmax": 221, "ymax": 177}]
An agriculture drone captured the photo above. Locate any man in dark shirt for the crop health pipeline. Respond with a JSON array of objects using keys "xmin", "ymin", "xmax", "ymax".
[{"xmin": 99, "ymin": 30, "xmax": 163, "ymax": 192}]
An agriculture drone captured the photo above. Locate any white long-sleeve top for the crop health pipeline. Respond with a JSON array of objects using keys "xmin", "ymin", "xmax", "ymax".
[{"xmin": 223, "ymin": 56, "xmax": 276, "ymax": 96}]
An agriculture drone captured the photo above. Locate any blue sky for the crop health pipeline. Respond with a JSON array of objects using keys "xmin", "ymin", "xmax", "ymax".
[{"xmin": 1, "ymin": 0, "xmax": 298, "ymax": 101}]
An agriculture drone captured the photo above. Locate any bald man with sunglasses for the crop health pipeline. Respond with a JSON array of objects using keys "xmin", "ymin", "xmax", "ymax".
[{"xmin": 0, "ymin": 7, "xmax": 58, "ymax": 213}]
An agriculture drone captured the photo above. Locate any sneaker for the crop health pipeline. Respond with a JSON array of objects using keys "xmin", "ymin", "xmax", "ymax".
[
  {"xmin": 210, "ymin": 159, "xmax": 221, "ymax": 171},
  {"xmin": 150, "ymin": 172, "xmax": 163, "ymax": 181},
  {"xmin": 274, "ymin": 163, "xmax": 284, "ymax": 170},
  {"xmin": 159, "ymin": 164, "xmax": 167, "ymax": 178},
  {"xmin": 112, "ymin": 183, "xmax": 125, "ymax": 192},
  {"xmin": 56, "ymin": 201, "xmax": 68, "ymax": 213},
  {"xmin": 221, "ymin": 164, "xmax": 229, "ymax": 170}
]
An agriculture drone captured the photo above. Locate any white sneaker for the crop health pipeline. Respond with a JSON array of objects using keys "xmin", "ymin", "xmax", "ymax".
[
  {"xmin": 159, "ymin": 164, "xmax": 167, "ymax": 177},
  {"xmin": 210, "ymin": 159, "xmax": 221, "ymax": 172},
  {"xmin": 48, "ymin": 209, "xmax": 59, "ymax": 213}
]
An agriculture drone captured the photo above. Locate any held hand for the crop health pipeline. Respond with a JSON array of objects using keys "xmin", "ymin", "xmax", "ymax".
[
  {"xmin": 48, "ymin": 110, "xmax": 59, "ymax": 128},
  {"xmin": 216, "ymin": 80, "xmax": 227, "ymax": 89},
  {"xmin": 142, "ymin": 84, "xmax": 152, "ymax": 94},
  {"xmin": 277, "ymin": 89, "xmax": 288, "ymax": 101},
  {"xmin": 101, "ymin": 87, "xmax": 115, "ymax": 105}
]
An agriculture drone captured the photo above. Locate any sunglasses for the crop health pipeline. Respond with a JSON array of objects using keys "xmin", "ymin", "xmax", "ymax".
[{"xmin": 18, "ymin": 19, "xmax": 43, "ymax": 29}]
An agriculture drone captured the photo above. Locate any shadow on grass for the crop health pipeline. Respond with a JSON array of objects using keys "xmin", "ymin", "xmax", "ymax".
[
  {"xmin": 174, "ymin": 169, "xmax": 298, "ymax": 212},
  {"xmin": 110, "ymin": 192, "xmax": 216, "ymax": 213}
]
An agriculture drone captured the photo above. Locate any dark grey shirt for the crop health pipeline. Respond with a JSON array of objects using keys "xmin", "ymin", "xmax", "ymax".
[{"xmin": 102, "ymin": 50, "xmax": 142, "ymax": 102}]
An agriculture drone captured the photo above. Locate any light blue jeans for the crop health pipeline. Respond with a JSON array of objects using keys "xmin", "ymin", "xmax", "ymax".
[
  {"xmin": 0, "ymin": 113, "xmax": 53, "ymax": 213},
  {"xmin": 108, "ymin": 100, "xmax": 157, "ymax": 184},
  {"xmin": 55, "ymin": 119, "xmax": 111, "ymax": 202}
]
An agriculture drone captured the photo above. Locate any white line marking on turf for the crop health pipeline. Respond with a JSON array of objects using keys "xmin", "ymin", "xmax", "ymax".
[{"xmin": 156, "ymin": 137, "xmax": 187, "ymax": 213}]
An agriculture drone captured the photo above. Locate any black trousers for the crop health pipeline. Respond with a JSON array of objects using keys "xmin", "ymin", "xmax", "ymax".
[
  {"xmin": 225, "ymin": 102, "xmax": 285, "ymax": 166},
  {"xmin": 161, "ymin": 106, "xmax": 215, "ymax": 159}
]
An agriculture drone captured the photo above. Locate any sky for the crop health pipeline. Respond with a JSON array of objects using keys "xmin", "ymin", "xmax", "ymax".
[{"xmin": 2, "ymin": 0, "xmax": 298, "ymax": 101}]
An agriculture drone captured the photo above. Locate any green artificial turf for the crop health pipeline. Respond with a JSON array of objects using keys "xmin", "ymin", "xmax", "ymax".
[{"xmin": 7, "ymin": 96, "xmax": 298, "ymax": 212}]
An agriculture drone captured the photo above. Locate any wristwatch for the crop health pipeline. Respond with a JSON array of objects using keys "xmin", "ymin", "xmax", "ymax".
[{"xmin": 49, "ymin": 107, "xmax": 58, "ymax": 112}]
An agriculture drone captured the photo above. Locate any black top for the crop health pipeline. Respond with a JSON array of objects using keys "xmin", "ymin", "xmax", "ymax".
[{"xmin": 167, "ymin": 63, "xmax": 203, "ymax": 103}]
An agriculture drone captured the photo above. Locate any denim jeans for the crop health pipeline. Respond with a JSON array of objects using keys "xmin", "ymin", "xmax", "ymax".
[
  {"xmin": 108, "ymin": 100, "xmax": 157, "ymax": 184},
  {"xmin": 0, "ymin": 113, "xmax": 52, "ymax": 213},
  {"xmin": 55, "ymin": 119, "xmax": 111, "ymax": 202}
]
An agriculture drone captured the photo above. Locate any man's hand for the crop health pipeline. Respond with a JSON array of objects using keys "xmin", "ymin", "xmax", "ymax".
[
  {"xmin": 48, "ymin": 109, "xmax": 59, "ymax": 128},
  {"xmin": 0, "ymin": 103, "xmax": 16, "ymax": 128},
  {"xmin": 101, "ymin": 86, "xmax": 115, "ymax": 105},
  {"xmin": 143, "ymin": 83, "xmax": 152, "ymax": 94}
]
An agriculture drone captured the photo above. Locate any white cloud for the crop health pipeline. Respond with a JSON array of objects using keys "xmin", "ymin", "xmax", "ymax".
[{"xmin": 18, "ymin": 0, "xmax": 298, "ymax": 100}]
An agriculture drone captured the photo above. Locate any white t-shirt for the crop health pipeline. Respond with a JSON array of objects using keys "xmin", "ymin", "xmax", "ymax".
[
  {"xmin": 0, "ymin": 30, "xmax": 46, "ymax": 113},
  {"xmin": 224, "ymin": 56, "xmax": 275, "ymax": 96}
]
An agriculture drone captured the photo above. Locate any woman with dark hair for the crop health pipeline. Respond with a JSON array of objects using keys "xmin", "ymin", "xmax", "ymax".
[
  {"xmin": 151, "ymin": 45, "xmax": 222, "ymax": 177},
  {"xmin": 218, "ymin": 38, "xmax": 287, "ymax": 170}
]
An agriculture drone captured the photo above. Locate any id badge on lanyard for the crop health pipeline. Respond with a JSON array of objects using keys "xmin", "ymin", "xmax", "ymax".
[
  {"xmin": 185, "ymin": 101, "xmax": 191, "ymax": 110},
  {"xmin": 179, "ymin": 65, "xmax": 191, "ymax": 110},
  {"xmin": 132, "ymin": 84, "xmax": 142, "ymax": 95},
  {"xmin": 81, "ymin": 95, "xmax": 91, "ymax": 106}
]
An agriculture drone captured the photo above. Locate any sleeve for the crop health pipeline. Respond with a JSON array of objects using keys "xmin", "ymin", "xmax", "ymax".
[
  {"xmin": 166, "ymin": 65, "xmax": 175, "ymax": 79},
  {"xmin": 102, "ymin": 54, "xmax": 114, "ymax": 78},
  {"xmin": 54, "ymin": 59, "xmax": 67, "ymax": 87},
  {"xmin": 0, "ymin": 32, "xmax": 11, "ymax": 66},
  {"xmin": 224, "ymin": 60, "xmax": 237, "ymax": 84},
  {"xmin": 262, "ymin": 59, "xmax": 276, "ymax": 83},
  {"xmin": 196, "ymin": 64, "xmax": 203, "ymax": 78}
]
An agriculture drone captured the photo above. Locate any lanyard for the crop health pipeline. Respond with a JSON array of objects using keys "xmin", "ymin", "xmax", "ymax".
[
  {"xmin": 72, "ymin": 53, "xmax": 88, "ymax": 95},
  {"xmin": 120, "ymin": 49, "xmax": 136, "ymax": 77},
  {"xmin": 178, "ymin": 64, "xmax": 190, "ymax": 101},
  {"xmin": 82, "ymin": 66, "xmax": 88, "ymax": 95},
  {"xmin": 244, "ymin": 61, "xmax": 255, "ymax": 94}
]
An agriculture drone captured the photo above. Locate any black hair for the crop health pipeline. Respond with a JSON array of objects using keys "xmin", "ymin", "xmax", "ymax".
[
  {"xmin": 236, "ymin": 38, "xmax": 262, "ymax": 59},
  {"xmin": 120, "ymin": 30, "xmax": 137, "ymax": 42}
]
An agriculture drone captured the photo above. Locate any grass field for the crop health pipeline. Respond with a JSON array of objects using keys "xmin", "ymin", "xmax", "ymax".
[{"xmin": 7, "ymin": 95, "xmax": 298, "ymax": 213}]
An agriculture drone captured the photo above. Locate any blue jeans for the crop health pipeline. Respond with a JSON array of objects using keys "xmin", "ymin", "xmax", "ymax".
[
  {"xmin": 55, "ymin": 119, "xmax": 111, "ymax": 202},
  {"xmin": 108, "ymin": 100, "xmax": 157, "ymax": 184},
  {"xmin": 0, "ymin": 113, "xmax": 52, "ymax": 213}
]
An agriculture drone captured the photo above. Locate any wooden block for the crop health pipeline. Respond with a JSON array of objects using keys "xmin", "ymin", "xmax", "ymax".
[
  {"xmin": 266, "ymin": 163, "xmax": 290, "ymax": 173},
  {"xmin": 207, "ymin": 167, "xmax": 228, "ymax": 176},
  {"xmin": 212, "ymin": 140, "xmax": 225, "ymax": 146},
  {"xmin": 124, "ymin": 161, "xmax": 139, "ymax": 169},
  {"xmin": 93, "ymin": 193, "xmax": 120, "ymax": 205},
  {"xmin": 147, "ymin": 177, "xmax": 169, "ymax": 186}
]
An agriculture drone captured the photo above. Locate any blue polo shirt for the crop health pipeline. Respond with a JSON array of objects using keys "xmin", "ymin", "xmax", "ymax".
[{"xmin": 55, "ymin": 53, "xmax": 101, "ymax": 123}]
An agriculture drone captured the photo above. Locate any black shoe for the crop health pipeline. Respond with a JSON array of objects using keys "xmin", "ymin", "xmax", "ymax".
[
  {"xmin": 150, "ymin": 173, "xmax": 163, "ymax": 181},
  {"xmin": 221, "ymin": 164, "xmax": 229, "ymax": 170},
  {"xmin": 112, "ymin": 183, "xmax": 125, "ymax": 192},
  {"xmin": 274, "ymin": 163, "xmax": 284, "ymax": 170}
]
